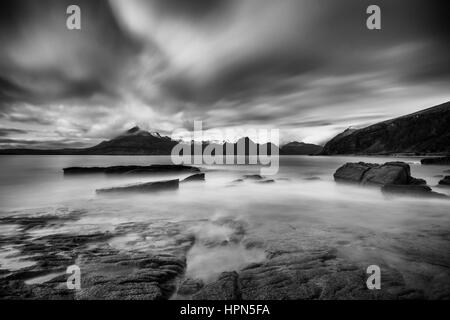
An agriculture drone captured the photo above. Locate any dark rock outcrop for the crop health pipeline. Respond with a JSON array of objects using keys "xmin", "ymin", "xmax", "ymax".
[
  {"xmin": 242, "ymin": 174, "xmax": 264, "ymax": 180},
  {"xmin": 64, "ymin": 164, "xmax": 199, "ymax": 175},
  {"xmin": 182, "ymin": 173, "xmax": 205, "ymax": 182},
  {"xmin": 96, "ymin": 179, "xmax": 179, "ymax": 194},
  {"xmin": 421, "ymin": 156, "xmax": 450, "ymax": 165},
  {"xmin": 381, "ymin": 185, "xmax": 448, "ymax": 198},
  {"xmin": 335, "ymin": 162, "xmax": 417, "ymax": 186},
  {"xmin": 334, "ymin": 161, "xmax": 447, "ymax": 198},
  {"xmin": 439, "ymin": 176, "xmax": 450, "ymax": 186},
  {"xmin": 322, "ymin": 101, "xmax": 450, "ymax": 155}
]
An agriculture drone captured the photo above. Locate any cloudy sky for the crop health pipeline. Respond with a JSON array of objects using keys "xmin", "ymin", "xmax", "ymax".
[{"xmin": 0, "ymin": 0, "xmax": 448, "ymax": 148}]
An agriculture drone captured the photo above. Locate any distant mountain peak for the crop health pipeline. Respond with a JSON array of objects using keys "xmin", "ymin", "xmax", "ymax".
[
  {"xmin": 127, "ymin": 126, "xmax": 141, "ymax": 134},
  {"xmin": 121, "ymin": 126, "xmax": 161, "ymax": 138}
]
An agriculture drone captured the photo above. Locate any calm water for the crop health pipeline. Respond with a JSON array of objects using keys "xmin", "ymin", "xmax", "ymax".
[{"xmin": 0, "ymin": 155, "xmax": 449, "ymax": 293}]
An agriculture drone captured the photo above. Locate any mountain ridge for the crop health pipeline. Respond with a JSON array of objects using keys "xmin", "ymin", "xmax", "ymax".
[{"xmin": 321, "ymin": 101, "xmax": 450, "ymax": 155}]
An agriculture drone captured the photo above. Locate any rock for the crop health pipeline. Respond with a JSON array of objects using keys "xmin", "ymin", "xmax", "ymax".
[
  {"xmin": 96, "ymin": 179, "xmax": 179, "ymax": 194},
  {"xmin": 178, "ymin": 278, "xmax": 204, "ymax": 295},
  {"xmin": 333, "ymin": 162, "xmax": 377, "ymax": 184},
  {"xmin": 334, "ymin": 162, "xmax": 420, "ymax": 186},
  {"xmin": 381, "ymin": 185, "xmax": 448, "ymax": 198},
  {"xmin": 333, "ymin": 161, "xmax": 447, "ymax": 198},
  {"xmin": 360, "ymin": 162, "xmax": 411, "ymax": 186},
  {"xmin": 63, "ymin": 165, "xmax": 199, "ymax": 175},
  {"xmin": 421, "ymin": 157, "xmax": 450, "ymax": 165},
  {"xmin": 409, "ymin": 177, "xmax": 427, "ymax": 185},
  {"xmin": 192, "ymin": 272, "xmax": 241, "ymax": 300},
  {"xmin": 242, "ymin": 174, "xmax": 264, "ymax": 180},
  {"xmin": 256, "ymin": 179, "xmax": 275, "ymax": 184},
  {"xmin": 438, "ymin": 176, "xmax": 450, "ymax": 186},
  {"xmin": 303, "ymin": 177, "xmax": 321, "ymax": 181},
  {"xmin": 182, "ymin": 173, "xmax": 205, "ymax": 182}
]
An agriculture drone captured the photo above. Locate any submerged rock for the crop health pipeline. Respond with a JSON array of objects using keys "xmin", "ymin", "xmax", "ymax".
[
  {"xmin": 438, "ymin": 176, "xmax": 450, "ymax": 186},
  {"xmin": 256, "ymin": 179, "xmax": 275, "ymax": 184},
  {"xmin": 421, "ymin": 157, "xmax": 450, "ymax": 165},
  {"xmin": 242, "ymin": 174, "xmax": 264, "ymax": 180},
  {"xmin": 182, "ymin": 173, "xmax": 205, "ymax": 182},
  {"xmin": 381, "ymin": 185, "xmax": 448, "ymax": 198},
  {"xmin": 63, "ymin": 164, "xmax": 199, "ymax": 175},
  {"xmin": 96, "ymin": 179, "xmax": 179, "ymax": 194}
]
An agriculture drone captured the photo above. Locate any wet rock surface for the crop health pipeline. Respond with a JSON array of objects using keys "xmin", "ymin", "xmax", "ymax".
[
  {"xmin": 63, "ymin": 165, "xmax": 200, "ymax": 175},
  {"xmin": 1, "ymin": 205, "xmax": 449, "ymax": 300},
  {"xmin": 96, "ymin": 179, "xmax": 179, "ymax": 194}
]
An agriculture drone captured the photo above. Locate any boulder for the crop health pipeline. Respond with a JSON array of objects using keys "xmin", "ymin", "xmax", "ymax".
[
  {"xmin": 333, "ymin": 162, "xmax": 378, "ymax": 184},
  {"xmin": 438, "ymin": 176, "xmax": 450, "ymax": 186},
  {"xmin": 96, "ymin": 179, "xmax": 179, "ymax": 194},
  {"xmin": 360, "ymin": 162, "xmax": 410, "ymax": 186},
  {"xmin": 421, "ymin": 156, "xmax": 450, "ymax": 165},
  {"xmin": 334, "ymin": 161, "xmax": 447, "ymax": 198},
  {"xmin": 182, "ymin": 173, "xmax": 205, "ymax": 182}
]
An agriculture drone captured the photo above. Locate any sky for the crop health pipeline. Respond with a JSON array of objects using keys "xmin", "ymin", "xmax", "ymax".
[{"xmin": 0, "ymin": 0, "xmax": 449, "ymax": 148}]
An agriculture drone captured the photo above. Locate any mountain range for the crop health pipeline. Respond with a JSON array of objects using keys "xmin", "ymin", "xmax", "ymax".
[
  {"xmin": 0, "ymin": 126, "xmax": 323, "ymax": 155},
  {"xmin": 1, "ymin": 101, "xmax": 448, "ymax": 156}
]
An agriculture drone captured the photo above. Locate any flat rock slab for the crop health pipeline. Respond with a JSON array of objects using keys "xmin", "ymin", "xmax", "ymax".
[
  {"xmin": 381, "ymin": 185, "xmax": 448, "ymax": 199},
  {"xmin": 63, "ymin": 165, "xmax": 199, "ymax": 175},
  {"xmin": 421, "ymin": 157, "xmax": 450, "ymax": 165},
  {"xmin": 96, "ymin": 179, "xmax": 179, "ymax": 194}
]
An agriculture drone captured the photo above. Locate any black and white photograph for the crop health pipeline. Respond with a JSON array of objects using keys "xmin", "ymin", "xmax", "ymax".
[{"xmin": 0, "ymin": 0, "xmax": 449, "ymax": 310}]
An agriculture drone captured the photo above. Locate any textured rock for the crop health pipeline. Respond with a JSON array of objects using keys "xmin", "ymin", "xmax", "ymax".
[
  {"xmin": 182, "ymin": 173, "xmax": 205, "ymax": 182},
  {"xmin": 178, "ymin": 278, "xmax": 205, "ymax": 296},
  {"xmin": 333, "ymin": 162, "xmax": 377, "ymax": 184},
  {"xmin": 360, "ymin": 162, "xmax": 410, "ymax": 186},
  {"xmin": 193, "ymin": 272, "xmax": 241, "ymax": 300},
  {"xmin": 96, "ymin": 179, "xmax": 179, "ymax": 194}
]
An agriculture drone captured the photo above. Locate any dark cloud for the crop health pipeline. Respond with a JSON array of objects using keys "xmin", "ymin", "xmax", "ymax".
[
  {"xmin": 0, "ymin": 127, "xmax": 28, "ymax": 137},
  {"xmin": 0, "ymin": 0, "xmax": 449, "ymax": 147},
  {"xmin": 0, "ymin": 0, "xmax": 141, "ymax": 108}
]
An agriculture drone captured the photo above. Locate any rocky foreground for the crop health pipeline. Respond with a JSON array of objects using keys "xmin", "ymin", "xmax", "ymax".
[{"xmin": 1, "ymin": 203, "xmax": 449, "ymax": 300}]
